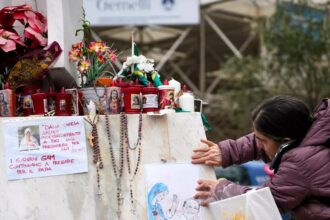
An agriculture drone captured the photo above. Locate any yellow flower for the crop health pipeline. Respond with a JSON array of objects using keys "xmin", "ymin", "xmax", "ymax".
[
  {"xmin": 69, "ymin": 48, "xmax": 81, "ymax": 62},
  {"xmin": 88, "ymin": 41, "xmax": 107, "ymax": 54},
  {"xmin": 78, "ymin": 58, "xmax": 91, "ymax": 73}
]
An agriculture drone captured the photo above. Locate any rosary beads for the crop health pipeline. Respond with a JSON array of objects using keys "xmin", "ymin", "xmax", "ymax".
[
  {"xmin": 123, "ymin": 112, "xmax": 142, "ymax": 150},
  {"xmin": 105, "ymin": 113, "xmax": 124, "ymax": 218},
  {"xmin": 84, "ymin": 113, "xmax": 103, "ymax": 195},
  {"xmin": 98, "ymin": 111, "xmax": 143, "ymax": 217},
  {"xmin": 122, "ymin": 112, "xmax": 143, "ymax": 213}
]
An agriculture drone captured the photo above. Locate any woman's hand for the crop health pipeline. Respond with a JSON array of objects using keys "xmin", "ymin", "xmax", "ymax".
[
  {"xmin": 191, "ymin": 139, "xmax": 222, "ymax": 167},
  {"xmin": 193, "ymin": 179, "xmax": 226, "ymax": 206}
]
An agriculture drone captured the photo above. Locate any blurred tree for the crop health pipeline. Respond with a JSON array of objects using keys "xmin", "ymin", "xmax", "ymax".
[
  {"xmin": 262, "ymin": 0, "xmax": 330, "ymax": 108},
  {"xmin": 207, "ymin": 0, "xmax": 330, "ymax": 140}
]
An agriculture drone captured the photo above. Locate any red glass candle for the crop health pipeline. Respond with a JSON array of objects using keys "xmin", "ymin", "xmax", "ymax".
[
  {"xmin": 22, "ymin": 84, "xmax": 40, "ymax": 116},
  {"xmin": 122, "ymin": 86, "xmax": 141, "ymax": 114},
  {"xmin": 55, "ymin": 88, "xmax": 72, "ymax": 116},
  {"xmin": 32, "ymin": 91, "xmax": 48, "ymax": 115},
  {"xmin": 158, "ymin": 80, "xmax": 175, "ymax": 110}
]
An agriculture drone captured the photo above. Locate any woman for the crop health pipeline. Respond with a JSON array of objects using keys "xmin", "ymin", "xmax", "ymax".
[
  {"xmin": 148, "ymin": 183, "xmax": 169, "ymax": 220},
  {"xmin": 192, "ymin": 96, "xmax": 330, "ymax": 220},
  {"xmin": 147, "ymin": 183, "xmax": 178, "ymax": 220},
  {"xmin": 20, "ymin": 127, "xmax": 39, "ymax": 150}
]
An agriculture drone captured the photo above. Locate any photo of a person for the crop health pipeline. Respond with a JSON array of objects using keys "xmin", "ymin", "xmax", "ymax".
[
  {"xmin": 0, "ymin": 92, "xmax": 9, "ymax": 116},
  {"xmin": 48, "ymin": 97, "xmax": 56, "ymax": 112},
  {"xmin": 19, "ymin": 127, "xmax": 40, "ymax": 150},
  {"xmin": 60, "ymin": 99, "xmax": 66, "ymax": 111},
  {"xmin": 23, "ymin": 95, "xmax": 33, "ymax": 109},
  {"xmin": 107, "ymin": 89, "xmax": 120, "ymax": 114},
  {"xmin": 160, "ymin": 91, "xmax": 175, "ymax": 109},
  {"xmin": 131, "ymin": 94, "xmax": 141, "ymax": 109}
]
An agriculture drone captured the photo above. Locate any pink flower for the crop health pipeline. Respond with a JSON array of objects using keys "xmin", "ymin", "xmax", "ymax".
[
  {"xmin": 107, "ymin": 50, "xmax": 117, "ymax": 62},
  {"xmin": 0, "ymin": 3, "xmax": 32, "ymax": 28},
  {"xmin": 0, "ymin": 29, "xmax": 25, "ymax": 52},
  {"xmin": 24, "ymin": 26, "xmax": 47, "ymax": 48},
  {"xmin": 0, "ymin": 3, "xmax": 47, "ymax": 50}
]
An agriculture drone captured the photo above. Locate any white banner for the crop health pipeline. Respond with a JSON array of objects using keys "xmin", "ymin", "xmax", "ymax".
[
  {"xmin": 3, "ymin": 117, "xmax": 88, "ymax": 180},
  {"xmin": 84, "ymin": 0, "xmax": 200, "ymax": 26}
]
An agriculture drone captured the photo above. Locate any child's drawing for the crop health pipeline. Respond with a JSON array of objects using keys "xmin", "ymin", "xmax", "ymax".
[{"xmin": 144, "ymin": 163, "xmax": 204, "ymax": 220}]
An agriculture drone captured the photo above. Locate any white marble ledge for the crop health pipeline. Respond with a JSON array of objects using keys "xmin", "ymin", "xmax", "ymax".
[{"xmin": 0, "ymin": 112, "xmax": 214, "ymax": 220}]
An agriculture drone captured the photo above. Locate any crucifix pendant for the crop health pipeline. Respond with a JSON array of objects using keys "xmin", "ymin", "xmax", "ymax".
[
  {"xmin": 130, "ymin": 200, "xmax": 137, "ymax": 214},
  {"xmin": 87, "ymin": 133, "xmax": 94, "ymax": 147}
]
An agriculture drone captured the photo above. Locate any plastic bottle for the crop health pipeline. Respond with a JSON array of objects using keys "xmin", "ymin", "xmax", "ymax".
[{"xmin": 179, "ymin": 85, "xmax": 194, "ymax": 112}]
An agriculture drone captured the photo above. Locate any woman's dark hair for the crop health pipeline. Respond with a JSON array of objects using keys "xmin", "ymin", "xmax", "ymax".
[{"xmin": 252, "ymin": 96, "xmax": 312, "ymax": 142}]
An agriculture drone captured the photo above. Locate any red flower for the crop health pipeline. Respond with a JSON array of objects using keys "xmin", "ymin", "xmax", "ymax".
[
  {"xmin": 0, "ymin": 4, "xmax": 33, "ymax": 28},
  {"xmin": 97, "ymin": 54, "xmax": 106, "ymax": 63},
  {"xmin": 0, "ymin": 3, "xmax": 47, "ymax": 51}
]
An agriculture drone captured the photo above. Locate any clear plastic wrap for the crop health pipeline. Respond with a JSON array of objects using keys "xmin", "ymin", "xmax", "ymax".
[{"xmin": 209, "ymin": 187, "xmax": 281, "ymax": 220}]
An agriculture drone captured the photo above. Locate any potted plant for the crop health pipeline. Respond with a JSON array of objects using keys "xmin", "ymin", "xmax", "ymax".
[{"xmin": 69, "ymin": 9, "xmax": 117, "ymax": 109}]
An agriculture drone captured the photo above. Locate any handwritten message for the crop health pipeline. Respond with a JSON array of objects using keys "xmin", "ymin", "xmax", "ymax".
[{"xmin": 4, "ymin": 117, "xmax": 88, "ymax": 180}]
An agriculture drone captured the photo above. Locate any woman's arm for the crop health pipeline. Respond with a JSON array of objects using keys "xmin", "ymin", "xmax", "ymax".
[
  {"xmin": 219, "ymin": 133, "xmax": 269, "ymax": 167},
  {"xmin": 192, "ymin": 133, "xmax": 269, "ymax": 167}
]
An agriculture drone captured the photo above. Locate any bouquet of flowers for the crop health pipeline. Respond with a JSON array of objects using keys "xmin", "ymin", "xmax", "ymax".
[
  {"xmin": 69, "ymin": 10, "xmax": 117, "ymax": 88},
  {"xmin": 0, "ymin": 3, "xmax": 47, "ymax": 85},
  {"xmin": 116, "ymin": 42, "xmax": 162, "ymax": 87}
]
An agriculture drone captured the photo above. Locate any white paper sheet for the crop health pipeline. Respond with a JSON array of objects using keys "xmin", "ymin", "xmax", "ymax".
[
  {"xmin": 144, "ymin": 163, "xmax": 205, "ymax": 220},
  {"xmin": 3, "ymin": 116, "xmax": 88, "ymax": 180}
]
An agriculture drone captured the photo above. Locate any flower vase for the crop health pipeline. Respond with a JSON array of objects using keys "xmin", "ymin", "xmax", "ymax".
[{"xmin": 79, "ymin": 87, "xmax": 107, "ymax": 113}]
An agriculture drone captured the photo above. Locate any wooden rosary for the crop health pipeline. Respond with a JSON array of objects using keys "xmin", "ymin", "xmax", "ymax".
[
  {"xmin": 84, "ymin": 113, "xmax": 103, "ymax": 195},
  {"xmin": 105, "ymin": 113, "xmax": 124, "ymax": 219},
  {"xmin": 122, "ymin": 112, "xmax": 143, "ymax": 213}
]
